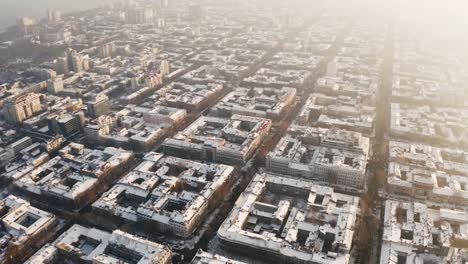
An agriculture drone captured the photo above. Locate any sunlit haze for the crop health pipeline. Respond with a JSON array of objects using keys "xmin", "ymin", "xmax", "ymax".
[{"xmin": 0, "ymin": 1, "xmax": 467, "ymax": 264}]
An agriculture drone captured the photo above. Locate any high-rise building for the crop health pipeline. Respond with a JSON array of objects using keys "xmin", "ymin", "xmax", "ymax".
[
  {"xmin": 46, "ymin": 9, "xmax": 62, "ymax": 23},
  {"xmin": 64, "ymin": 49, "xmax": 90, "ymax": 73},
  {"xmin": 47, "ymin": 77, "xmax": 64, "ymax": 94},
  {"xmin": 188, "ymin": 4, "xmax": 203, "ymax": 22},
  {"xmin": 160, "ymin": 60, "xmax": 170, "ymax": 76},
  {"xmin": 16, "ymin": 17, "xmax": 38, "ymax": 35},
  {"xmin": 326, "ymin": 60, "xmax": 338, "ymax": 77},
  {"xmin": 2, "ymin": 93, "xmax": 42, "ymax": 124},
  {"xmin": 131, "ymin": 78, "xmax": 139, "ymax": 89},
  {"xmin": 55, "ymin": 49, "xmax": 89, "ymax": 74},
  {"xmin": 9, "ymin": 137, "xmax": 33, "ymax": 155},
  {"xmin": 81, "ymin": 56, "xmax": 90, "ymax": 71},
  {"xmin": 71, "ymin": 54, "xmax": 83, "ymax": 73},
  {"xmin": 126, "ymin": 8, "xmax": 154, "ymax": 24},
  {"xmin": 47, "ymin": 112, "xmax": 85, "ymax": 136},
  {"xmin": 87, "ymin": 94, "xmax": 110, "ymax": 118},
  {"xmin": 55, "ymin": 57, "xmax": 69, "ymax": 75},
  {"xmin": 160, "ymin": 0, "xmax": 169, "ymax": 8},
  {"xmin": 98, "ymin": 43, "xmax": 114, "ymax": 58},
  {"xmin": 28, "ymin": 68, "xmax": 57, "ymax": 81},
  {"xmin": 157, "ymin": 18, "xmax": 166, "ymax": 28}
]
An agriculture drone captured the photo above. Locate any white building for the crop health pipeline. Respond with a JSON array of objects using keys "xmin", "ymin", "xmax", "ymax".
[
  {"xmin": 162, "ymin": 115, "xmax": 271, "ymax": 165},
  {"xmin": 93, "ymin": 152, "xmax": 235, "ymax": 238},
  {"xmin": 14, "ymin": 143, "xmax": 134, "ymax": 210},
  {"xmin": 26, "ymin": 224, "xmax": 172, "ymax": 264},
  {"xmin": 218, "ymin": 173, "xmax": 359, "ymax": 264},
  {"xmin": 0, "ymin": 195, "xmax": 58, "ymax": 263},
  {"xmin": 267, "ymin": 126, "xmax": 369, "ymax": 190},
  {"xmin": 380, "ymin": 200, "xmax": 468, "ymax": 264}
]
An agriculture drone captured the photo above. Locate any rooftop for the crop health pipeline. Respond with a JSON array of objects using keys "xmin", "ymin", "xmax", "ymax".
[
  {"xmin": 381, "ymin": 200, "xmax": 468, "ymax": 263},
  {"xmin": 267, "ymin": 126, "xmax": 369, "ymax": 189},
  {"xmin": 27, "ymin": 224, "xmax": 172, "ymax": 264},
  {"xmin": 296, "ymin": 93, "xmax": 375, "ymax": 134},
  {"xmin": 212, "ymin": 87, "xmax": 296, "ymax": 120},
  {"xmin": 243, "ymin": 68, "xmax": 311, "ymax": 89},
  {"xmin": 218, "ymin": 173, "xmax": 359, "ymax": 264},
  {"xmin": 0, "ymin": 195, "xmax": 57, "ymax": 262},
  {"xmin": 93, "ymin": 152, "xmax": 235, "ymax": 238},
  {"xmin": 162, "ymin": 114, "xmax": 271, "ymax": 164},
  {"xmin": 14, "ymin": 143, "xmax": 133, "ymax": 210},
  {"xmin": 190, "ymin": 250, "xmax": 247, "ymax": 264}
]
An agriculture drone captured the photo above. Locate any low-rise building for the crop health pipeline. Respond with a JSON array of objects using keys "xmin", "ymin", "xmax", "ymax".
[
  {"xmin": 162, "ymin": 114, "xmax": 271, "ymax": 165},
  {"xmin": 315, "ymin": 76, "xmax": 376, "ymax": 105},
  {"xmin": 180, "ymin": 65, "xmax": 228, "ymax": 85},
  {"xmin": 387, "ymin": 141, "xmax": 468, "ymax": 205},
  {"xmin": 0, "ymin": 136, "xmax": 33, "ymax": 168},
  {"xmin": 267, "ymin": 126, "xmax": 370, "ymax": 190},
  {"xmin": 2, "ymin": 142, "xmax": 49, "ymax": 182},
  {"xmin": 243, "ymin": 68, "xmax": 311, "ymax": 89},
  {"xmin": 296, "ymin": 93, "xmax": 375, "ymax": 135},
  {"xmin": 218, "ymin": 173, "xmax": 359, "ymax": 264},
  {"xmin": 155, "ymin": 82, "xmax": 224, "ymax": 111},
  {"xmin": 265, "ymin": 52, "xmax": 322, "ymax": 71},
  {"xmin": 190, "ymin": 250, "xmax": 247, "ymax": 264},
  {"xmin": 380, "ymin": 200, "xmax": 468, "ymax": 264},
  {"xmin": 26, "ymin": 224, "xmax": 172, "ymax": 264},
  {"xmin": 387, "ymin": 162, "xmax": 468, "ymax": 205},
  {"xmin": 212, "ymin": 87, "xmax": 296, "ymax": 121},
  {"xmin": 14, "ymin": 143, "xmax": 134, "ymax": 210},
  {"xmin": 93, "ymin": 152, "xmax": 235, "ymax": 238},
  {"xmin": 390, "ymin": 103, "xmax": 468, "ymax": 147},
  {"xmin": 85, "ymin": 105, "xmax": 186, "ymax": 151},
  {"xmin": 0, "ymin": 195, "xmax": 58, "ymax": 263}
]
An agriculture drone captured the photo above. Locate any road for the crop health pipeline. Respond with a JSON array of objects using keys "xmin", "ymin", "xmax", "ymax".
[{"xmin": 365, "ymin": 18, "xmax": 394, "ymax": 264}]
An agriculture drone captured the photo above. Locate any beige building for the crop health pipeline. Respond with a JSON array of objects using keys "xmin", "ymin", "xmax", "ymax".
[{"xmin": 3, "ymin": 93, "xmax": 43, "ymax": 124}]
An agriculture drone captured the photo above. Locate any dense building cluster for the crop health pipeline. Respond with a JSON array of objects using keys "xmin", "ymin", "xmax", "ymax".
[
  {"xmin": 377, "ymin": 10, "xmax": 468, "ymax": 264},
  {"xmin": 13, "ymin": 143, "xmax": 134, "ymax": 210},
  {"xmin": 390, "ymin": 103, "xmax": 468, "ymax": 147},
  {"xmin": 0, "ymin": 0, "xmax": 466, "ymax": 263},
  {"xmin": 218, "ymin": 173, "xmax": 359, "ymax": 264},
  {"xmin": 387, "ymin": 140, "xmax": 468, "ymax": 205},
  {"xmin": 380, "ymin": 200, "xmax": 468, "ymax": 263},
  {"xmin": 162, "ymin": 114, "xmax": 272, "ymax": 165},
  {"xmin": 267, "ymin": 126, "xmax": 370, "ymax": 190},
  {"xmin": 84, "ymin": 104, "xmax": 186, "ymax": 151},
  {"xmin": 93, "ymin": 152, "xmax": 235, "ymax": 238},
  {"xmin": 26, "ymin": 224, "xmax": 172, "ymax": 264},
  {"xmin": 0, "ymin": 195, "xmax": 60, "ymax": 263},
  {"xmin": 212, "ymin": 87, "xmax": 296, "ymax": 121},
  {"xmin": 296, "ymin": 92, "xmax": 375, "ymax": 135}
]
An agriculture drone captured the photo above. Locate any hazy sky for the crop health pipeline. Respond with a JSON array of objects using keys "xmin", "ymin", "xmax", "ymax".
[
  {"xmin": 1, "ymin": 0, "xmax": 468, "ymax": 37},
  {"xmin": 0, "ymin": 0, "xmax": 114, "ymax": 29}
]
